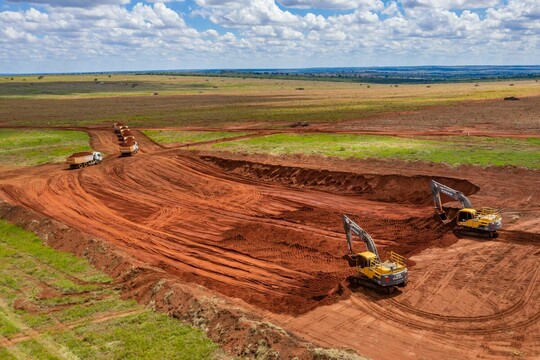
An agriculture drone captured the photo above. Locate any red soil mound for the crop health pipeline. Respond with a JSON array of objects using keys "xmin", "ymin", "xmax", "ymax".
[{"xmin": 203, "ymin": 156, "xmax": 479, "ymax": 205}]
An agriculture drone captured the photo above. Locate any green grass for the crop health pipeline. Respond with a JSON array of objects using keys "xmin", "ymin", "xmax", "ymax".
[
  {"xmin": 143, "ymin": 130, "xmax": 250, "ymax": 145},
  {"xmin": 56, "ymin": 299, "xmax": 137, "ymax": 323},
  {"xmin": 0, "ymin": 347, "xmax": 16, "ymax": 360},
  {"xmin": 1, "ymin": 74, "xmax": 539, "ymax": 128},
  {"xmin": 52, "ymin": 312, "xmax": 216, "ymax": 360},
  {"xmin": 0, "ymin": 129, "xmax": 92, "ymax": 167},
  {"xmin": 0, "ymin": 311, "xmax": 19, "ymax": 337},
  {"xmin": 0, "ymin": 220, "xmax": 111, "ymax": 284},
  {"xmin": 211, "ymin": 133, "xmax": 540, "ymax": 169},
  {"xmin": 0, "ymin": 219, "xmax": 218, "ymax": 359}
]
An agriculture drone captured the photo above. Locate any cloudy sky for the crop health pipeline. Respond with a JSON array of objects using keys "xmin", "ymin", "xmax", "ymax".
[{"xmin": 1, "ymin": 0, "xmax": 539, "ymax": 73}]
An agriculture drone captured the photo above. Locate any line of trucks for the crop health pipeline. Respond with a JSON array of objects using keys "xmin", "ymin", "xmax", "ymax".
[
  {"xmin": 66, "ymin": 123, "xmax": 139, "ymax": 169},
  {"xmin": 114, "ymin": 123, "xmax": 139, "ymax": 156}
]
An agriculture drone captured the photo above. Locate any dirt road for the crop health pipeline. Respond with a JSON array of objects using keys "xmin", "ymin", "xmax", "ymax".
[{"xmin": 0, "ymin": 129, "xmax": 538, "ymax": 359}]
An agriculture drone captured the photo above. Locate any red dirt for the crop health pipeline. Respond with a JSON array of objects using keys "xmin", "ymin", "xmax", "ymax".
[
  {"xmin": 67, "ymin": 151, "xmax": 93, "ymax": 158},
  {"xmin": 203, "ymin": 156, "xmax": 479, "ymax": 205},
  {"xmin": 0, "ymin": 127, "xmax": 539, "ymax": 359}
]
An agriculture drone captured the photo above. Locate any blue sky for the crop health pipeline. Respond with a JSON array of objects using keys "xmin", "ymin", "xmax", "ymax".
[{"xmin": 1, "ymin": 0, "xmax": 539, "ymax": 73}]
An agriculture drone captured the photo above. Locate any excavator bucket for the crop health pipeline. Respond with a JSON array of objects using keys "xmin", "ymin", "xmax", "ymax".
[
  {"xmin": 341, "ymin": 254, "xmax": 358, "ymax": 268},
  {"xmin": 437, "ymin": 210, "xmax": 449, "ymax": 222}
]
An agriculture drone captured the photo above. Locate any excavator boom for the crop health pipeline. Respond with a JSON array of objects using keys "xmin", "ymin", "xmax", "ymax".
[
  {"xmin": 342, "ymin": 215, "xmax": 380, "ymax": 260},
  {"xmin": 431, "ymin": 180, "xmax": 473, "ymax": 212}
]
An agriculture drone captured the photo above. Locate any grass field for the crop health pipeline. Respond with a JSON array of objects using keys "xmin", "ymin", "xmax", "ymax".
[
  {"xmin": 0, "ymin": 129, "xmax": 92, "ymax": 168},
  {"xmin": 210, "ymin": 133, "xmax": 540, "ymax": 169},
  {"xmin": 1, "ymin": 75, "xmax": 539, "ymax": 128},
  {"xmin": 143, "ymin": 130, "xmax": 250, "ymax": 145},
  {"xmin": 0, "ymin": 219, "xmax": 217, "ymax": 359},
  {"xmin": 0, "ymin": 129, "xmax": 92, "ymax": 166}
]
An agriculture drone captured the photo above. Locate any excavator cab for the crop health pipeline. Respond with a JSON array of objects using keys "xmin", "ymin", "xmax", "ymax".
[
  {"xmin": 457, "ymin": 209, "xmax": 476, "ymax": 223},
  {"xmin": 355, "ymin": 251, "xmax": 377, "ymax": 268}
]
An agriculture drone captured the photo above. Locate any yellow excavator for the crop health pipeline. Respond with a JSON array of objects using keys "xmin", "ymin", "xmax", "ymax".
[
  {"xmin": 342, "ymin": 215, "xmax": 408, "ymax": 294},
  {"xmin": 431, "ymin": 180, "xmax": 502, "ymax": 237}
]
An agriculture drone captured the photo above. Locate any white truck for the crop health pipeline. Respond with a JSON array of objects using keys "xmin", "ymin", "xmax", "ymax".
[{"xmin": 66, "ymin": 151, "xmax": 103, "ymax": 169}]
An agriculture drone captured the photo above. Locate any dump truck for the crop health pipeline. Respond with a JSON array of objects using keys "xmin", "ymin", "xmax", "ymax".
[
  {"xmin": 66, "ymin": 151, "xmax": 103, "ymax": 169},
  {"xmin": 342, "ymin": 215, "xmax": 408, "ymax": 294},
  {"xmin": 116, "ymin": 126, "xmax": 129, "ymax": 137},
  {"xmin": 113, "ymin": 123, "xmax": 125, "ymax": 133},
  {"xmin": 122, "ymin": 135, "xmax": 136, "ymax": 143},
  {"xmin": 120, "ymin": 140, "xmax": 139, "ymax": 156},
  {"xmin": 431, "ymin": 180, "xmax": 502, "ymax": 237},
  {"xmin": 118, "ymin": 129, "xmax": 132, "ymax": 142}
]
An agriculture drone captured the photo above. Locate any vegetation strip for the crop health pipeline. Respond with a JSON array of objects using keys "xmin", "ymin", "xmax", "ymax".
[
  {"xmin": 0, "ymin": 129, "xmax": 92, "ymax": 167},
  {"xmin": 210, "ymin": 133, "xmax": 540, "ymax": 169},
  {"xmin": 0, "ymin": 219, "xmax": 217, "ymax": 359},
  {"xmin": 143, "ymin": 129, "xmax": 250, "ymax": 145}
]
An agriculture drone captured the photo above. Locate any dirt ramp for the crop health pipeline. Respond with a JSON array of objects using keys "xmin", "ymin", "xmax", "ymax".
[{"xmin": 203, "ymin": 156, "xmax": 479, "ymax": 204}]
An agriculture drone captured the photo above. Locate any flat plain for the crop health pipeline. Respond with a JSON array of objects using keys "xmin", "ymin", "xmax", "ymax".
[{"xmin": 0, "ymin": 74, "xmax": 539, "ymax": 359}]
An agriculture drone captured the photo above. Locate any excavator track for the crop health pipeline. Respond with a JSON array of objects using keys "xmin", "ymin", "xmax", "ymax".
[
  {"xmin": 454, "ymin": 226, "xmax": 498, "ymax": 238},
  {"xmin": 348, "ymin": 275, "xmax": 396, "ymax": 295}
]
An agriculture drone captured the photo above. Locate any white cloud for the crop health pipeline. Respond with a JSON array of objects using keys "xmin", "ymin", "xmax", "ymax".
[
  {"xmin": 1, "ymin": 0, "xmax": 540, "ymax": 73},
  {"xmin": 196, "ymin": 0, "xmax": 299, "ymax": 26},
  {"xmin": 402, "ymin": 0, "xmax": 500, "ymax": 10},
  {"xmin": 6, "ymin": 0, "xmax": 130, "ymax": 8},
  {"xmin": 278, "ymin": 0, "xmax": 358, "ymax": 9}
]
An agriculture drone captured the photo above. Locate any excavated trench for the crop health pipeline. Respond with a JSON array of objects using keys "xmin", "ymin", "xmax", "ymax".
[
  {"xmin": 193, "ymin": 156, "xmax": 477, "ymax": 313},
  {"xmin": 0, "ymin": 152, "xmax": 477, "ymax": 316},
  {"xmin": 202, "ymin": 156, "xmax": 479, "ymax": 205}
]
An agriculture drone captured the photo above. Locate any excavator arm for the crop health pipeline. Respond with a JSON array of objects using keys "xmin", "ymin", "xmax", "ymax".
[
  {"xmin": 431, "ymin": 180, "xmax": 473, "ymax": 213},
  {"xmin": 342, "ymin": 215, "xmax": 380, "ymax": 261}
]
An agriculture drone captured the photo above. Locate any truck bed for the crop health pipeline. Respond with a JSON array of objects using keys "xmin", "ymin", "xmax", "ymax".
[{"xmin": 66, "ymin": 152, "xmax": 94, "ymax": 164}]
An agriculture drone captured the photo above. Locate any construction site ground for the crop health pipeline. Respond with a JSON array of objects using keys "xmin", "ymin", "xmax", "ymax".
[{"xmin": 0, "ymin": 94, "xmax": 539, "ymax": 359}]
